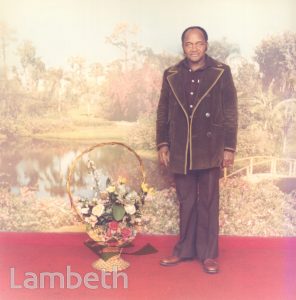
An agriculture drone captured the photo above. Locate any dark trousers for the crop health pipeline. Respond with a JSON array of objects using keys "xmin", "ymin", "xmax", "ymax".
[{"xmin": 173, "ymin": 167, "xmax": 220, "ymax": 261}]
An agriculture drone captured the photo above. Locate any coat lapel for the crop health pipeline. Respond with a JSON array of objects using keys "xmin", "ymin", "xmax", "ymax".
[
  {"xmin": 192, "ymin": 66, "xmax": 224, "ymax": 109},
  {"xmin": 166, "ymin": 67, "xmax": 188, "ymax": 118}
]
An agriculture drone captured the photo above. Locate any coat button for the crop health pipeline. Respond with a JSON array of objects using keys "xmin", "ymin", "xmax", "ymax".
[
  {"xmin": 205, "ymin": 112, "xmax": 211, "ymax": 118},
  {"xmin": 206, "ymin": 131, "xmax": 212, "ymax": 137}
]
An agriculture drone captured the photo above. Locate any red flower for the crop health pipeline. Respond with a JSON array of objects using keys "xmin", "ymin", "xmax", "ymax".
[
  {"xmin": 109, "ymin": 221, "xmax": 119, "ymax": 231},
  {"xmin": 121, "ymin": 227, "xmax": 132, "ymax": 238}
]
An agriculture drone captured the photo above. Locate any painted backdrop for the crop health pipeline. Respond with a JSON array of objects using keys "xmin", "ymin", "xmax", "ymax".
[{"xmin": 0, "ymin": 0, "xmax": 296, "ymax": 235}]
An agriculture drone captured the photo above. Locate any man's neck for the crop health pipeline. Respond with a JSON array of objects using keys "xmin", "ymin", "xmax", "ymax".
[{"xmin": 187, "ymin": 57, "xmax": 206, "ymax": 71}]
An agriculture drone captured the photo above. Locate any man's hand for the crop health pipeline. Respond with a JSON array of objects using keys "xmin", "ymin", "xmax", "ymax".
[
  {"xmin": 158, "ymin": 146, "xmax": 170, "ymax": 167},
  {"xmin": 222, "ymin": 150, "xmax": 235, "ymax": 168}
]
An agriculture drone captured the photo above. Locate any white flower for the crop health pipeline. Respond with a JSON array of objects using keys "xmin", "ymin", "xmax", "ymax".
[
  {"xmin": 117, "ymin": 184, "xmax": 127, "ymax": 197},
  {"xmin": 124, "ymin": 191, "xmax": 140, "ymax": 205},
  {"xmin": 92, "ymin": 204, "xmax": 105, "ymax": 217},
  {"xmin": 125, "ymin": 204, "xmax": 136, "ymax": 215},
  {"xmin": 85, "ymin": 215, "xmax": 98, "ymax": 227},
  {"xmin": 89, "ymin": 215, "xmax": 98, "ymax": 222},
  {"xmin": 81, "ymin": 207, "xmax": 90, "ymax": 214}
]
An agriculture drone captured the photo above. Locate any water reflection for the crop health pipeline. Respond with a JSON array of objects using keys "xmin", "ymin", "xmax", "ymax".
[{"xmin": 0, "ymin": 138, "xmax": 172, "ymax": 198}]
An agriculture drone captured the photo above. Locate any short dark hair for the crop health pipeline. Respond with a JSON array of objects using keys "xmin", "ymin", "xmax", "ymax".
[{"xmin": 181, "ymin": 26, "xmax": 208, "ymax": 43}]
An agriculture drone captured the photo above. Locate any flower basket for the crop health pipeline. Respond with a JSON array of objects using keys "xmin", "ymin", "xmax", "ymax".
[{"xmin": 66, "ymin": 142, "xmax": 148, "ymax": 271}]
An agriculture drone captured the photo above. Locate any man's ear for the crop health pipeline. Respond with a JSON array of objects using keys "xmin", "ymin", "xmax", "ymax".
[
  {"xmin": 182, "ymin": 45, "xmax": 186, "ymax": 57},
  {"xmin": 205, "ymin": 42, "xmax": 208, "ymax": 52}
]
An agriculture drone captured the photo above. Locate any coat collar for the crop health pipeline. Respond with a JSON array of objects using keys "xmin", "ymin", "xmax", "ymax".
[{"xmin": 166, "ymin": 55, "xmax": 225, "ymax": 116}]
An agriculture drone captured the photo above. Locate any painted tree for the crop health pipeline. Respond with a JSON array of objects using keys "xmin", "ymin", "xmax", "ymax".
[
  {"xmin": 270, "ymin": 99, "xmax": 296, "ymax": 154},
  {"xmin": 87, "ymin": 62, "xmax": 105, "ymax": 116},
  {"xmin": 105, "ymin": 22, "xmax": 141, "ymax": 71},
  {"xmin": 101, "ymin": 58, "xmax": 163, "ymax": 121},
  {"xmin": 139, "ymin": 47, "xmax": 180, "ymax": 71},
  {"xmin": 254, "ymin": 32, "xmax": 296, "ymax": 98},
  {"xmin": 0, "ymin": 21, "xmax": 16, "ymax": 80},
  {"xmin": 0, "ymin": 22, "xmax": 17, "ymax": 122},
  {"xmin": 235, "ymin": 58, "xmax": 296, "ymax": 156},
  {"xmin": 17, "ymin": 40, "xmax": 45, "ymax": 91},
  {"xmin": 102, "ymin": 24, "xmax": 166, "ymax": 121},
  {"xmin": 66, "ymin": 56, "xmax": 88, "ymax": 109},
  {"xmin": 43, "ymin": 67, "xmax": 64, "ymax": 114},
  {"xmin": 207, "ymin": 37, "xmax": 240, "ymax": 63}
]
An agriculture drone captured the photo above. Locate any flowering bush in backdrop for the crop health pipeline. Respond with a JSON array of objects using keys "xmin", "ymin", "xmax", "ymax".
[
  {"xmin": 1, "ymin": 176, "xmax": 296, "ymax": 237},
  {"xmin": 141, "ymin": 187, "xmax": 179, "ymax": 234},
  {"xmin": 140, "ymin": 178, "xmax": 296, "ymax": 236},
  {"xmin": 0, "ymin": 187, "xmax": 77, "ymax": 231}
]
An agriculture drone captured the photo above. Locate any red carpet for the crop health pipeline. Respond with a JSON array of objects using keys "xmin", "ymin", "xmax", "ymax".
[{"xmin": 0, "ymin": 233, "xmax": 295, "ymax": 300}]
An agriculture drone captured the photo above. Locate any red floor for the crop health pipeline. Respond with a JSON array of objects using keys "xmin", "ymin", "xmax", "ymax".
[{"xmin": 0, "ymin": 232, "xmax": 295, "ymax": 300}]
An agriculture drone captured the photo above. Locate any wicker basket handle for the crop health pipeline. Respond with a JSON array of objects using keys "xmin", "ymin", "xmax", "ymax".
[{"xmin": 66, "ymin": 142, "xmax": 146, "ymax": 222}]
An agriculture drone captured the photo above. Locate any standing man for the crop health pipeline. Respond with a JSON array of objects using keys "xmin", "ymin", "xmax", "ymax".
[{"xmin": 156, "ymin": 26, "xmax": 238, "ymax": 274}]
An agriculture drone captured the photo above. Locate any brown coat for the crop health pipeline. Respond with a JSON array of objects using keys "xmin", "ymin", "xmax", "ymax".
[{"xmin": 156, "ymin": 56, "xmax": 238, "ymax": 174}]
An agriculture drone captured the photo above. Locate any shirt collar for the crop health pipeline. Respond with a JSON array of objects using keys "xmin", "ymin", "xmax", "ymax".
[{"xmin": 182, "ymin": 55, "xmax": 211, "ymax": 72}]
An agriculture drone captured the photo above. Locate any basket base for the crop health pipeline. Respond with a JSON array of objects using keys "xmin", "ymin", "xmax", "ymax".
[{"xmin": 92, "ymin": 255, "xmax": 130, "ymax": 272}]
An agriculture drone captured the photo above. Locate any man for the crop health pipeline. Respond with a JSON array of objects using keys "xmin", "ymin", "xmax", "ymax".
[{"xmin": 156, "ymin": 26, "xmax": 238, "ymax": 274}]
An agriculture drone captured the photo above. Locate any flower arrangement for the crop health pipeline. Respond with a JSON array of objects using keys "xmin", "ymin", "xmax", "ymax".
[
  {"xmin": 66, "ymin": 142, "xmax": 155, "ymax": 271},
  {"xmin": 77, "ymin": 160, "xmax": 152, "ymax": 247}
]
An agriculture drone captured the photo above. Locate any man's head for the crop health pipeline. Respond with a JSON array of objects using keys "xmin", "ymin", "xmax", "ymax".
[
  {"xmin": 181, "ymin": 26, "xmax": 208, "ymax": 65},
  {"xmin": 181, "ymin": 26, "xmax": 208, "ymax": 43}
]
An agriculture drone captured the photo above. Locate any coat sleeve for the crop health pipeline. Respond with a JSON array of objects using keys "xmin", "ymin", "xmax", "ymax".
[
  {"xmin": 156, "ymin": 71, "xmax": 170, "ymax": 150},
  {"xmin": 222, "ymin": 66, "xmax": 238, "ymax": 152}
]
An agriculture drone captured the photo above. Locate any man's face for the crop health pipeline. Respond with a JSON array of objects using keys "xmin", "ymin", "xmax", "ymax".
[{"xmin": 182, "ymin": 29, "xmax": 207, "ymax": 64}]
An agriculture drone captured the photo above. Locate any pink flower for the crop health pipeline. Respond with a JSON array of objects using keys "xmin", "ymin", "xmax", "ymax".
[
  {"xmin": 109, "ymin": 221, "xmax": 119, "ymax": 231},
  {"xmin": 121, "ymin": 228, "xmax": 132, "ymax": 238}
]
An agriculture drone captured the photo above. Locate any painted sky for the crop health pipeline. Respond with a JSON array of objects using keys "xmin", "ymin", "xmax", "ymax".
[{"xmin": 1, "ymin": 0, "xmax": 295, "ymax": 67}]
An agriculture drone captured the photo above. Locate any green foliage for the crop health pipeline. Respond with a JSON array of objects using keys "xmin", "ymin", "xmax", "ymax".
[
  {"xmin": 127, "ymin": 114, "xmax": 156, "ymax": 150},
  {"xmin": 207, "ymin": 37, "xmax": 240, "ymax": 63},
  {"xmin": 0, "ymin": 114, "xmax": 73, "ymax": 138},
  {"xmin": 112, "ymin": 204, "xmax": 126, "ymax": 221},
  {"xmin": 235, "ymin": 62, "xmax": 261, "ymax": 98},
  {"xmin": 237, "ymin": 127, "xmax": 275, "ymax": 157},
  {"xmin": 235, "ymin": 58, "xmax": 296, "ymax": 156},
  {"xmin": 254, "ymin": 32, "xmax": 296, "ymax": 98}
]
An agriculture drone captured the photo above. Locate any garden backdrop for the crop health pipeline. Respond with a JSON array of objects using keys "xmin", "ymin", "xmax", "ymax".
[{"xmin": 0, "ymin": 0, "xmax": 296, "ymax": 236}]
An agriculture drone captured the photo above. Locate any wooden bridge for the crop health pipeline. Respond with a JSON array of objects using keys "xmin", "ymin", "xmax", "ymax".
[{"xmin": 224, "ymin": 156, "xmax": 296, "ymax": 179}]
